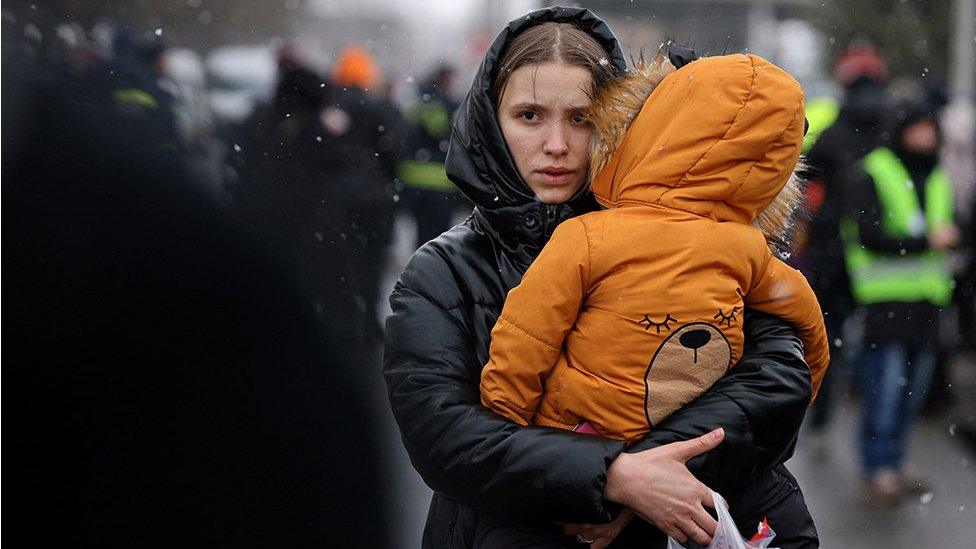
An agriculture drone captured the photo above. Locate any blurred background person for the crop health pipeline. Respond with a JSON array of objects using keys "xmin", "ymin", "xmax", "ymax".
[
  {"xmin": 952, "ymin": 192, "xmax": 976, "ymax": 455},
  {"xmin": 226, "ymin": 51, "xmax": 356, "ymax": 338},
  {"xmin": 82, "ymin": 29, "xmax": 179, "ymax": 149},
  {"xmin": 959, "ymin": 193, "xmax": 976, "ymax": 352},
  {"xmin": 795, "ymin": 43, "xmax": 891, "ymax": 445},
  {"xmin": 327, "ymin": 43, "xmax": 404, "ymax": 338},
  {"xmin": 397, "ymin": 64, "xmax": 465, "ymax": 250},
  {"xmin": 841, "ymin": 97, "xmax": 961, "ymax": 505}
]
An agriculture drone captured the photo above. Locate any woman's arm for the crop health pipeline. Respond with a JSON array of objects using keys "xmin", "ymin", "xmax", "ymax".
[
  {"xmin": 747, "ymin": 255, "xmax": 830, "ymax": 399},
  {"xmin": 620, "ymin": 310, "xmax": 812, "ymax": 501},
  {"xmin": 383, "ymin": 244, "xmax": 625, "ymax": 524}
]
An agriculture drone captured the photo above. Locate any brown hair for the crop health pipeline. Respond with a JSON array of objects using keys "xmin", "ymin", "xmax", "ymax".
[{"xmin": 492, "ymin": 22, "xmax": 617, "ymax": 108}]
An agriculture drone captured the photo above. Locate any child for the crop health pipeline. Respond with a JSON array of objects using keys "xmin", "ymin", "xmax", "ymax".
[{"xmin": 479, "ymin": 54, "xmax": 829, "ymax": 541}]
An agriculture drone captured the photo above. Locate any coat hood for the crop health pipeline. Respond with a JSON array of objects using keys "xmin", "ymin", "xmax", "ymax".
[
  {"xmin": 589, "ymin": 53, "xmax": 806, "ymax": 248},
  {"xmin": 446, "ymin": 6, "xmax": 628, "ymax": 210}
]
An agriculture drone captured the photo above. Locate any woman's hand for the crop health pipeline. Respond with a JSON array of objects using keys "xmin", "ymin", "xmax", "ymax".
[
  {"xmin": 562, "ymin": 508, "xmax": 633, "ymax": 548},
  {"xmin": 604, "ymin": 428, "xmax": 725, "ymax": 545}
]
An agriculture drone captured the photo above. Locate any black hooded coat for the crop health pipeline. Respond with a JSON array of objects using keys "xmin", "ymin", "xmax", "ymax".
[{"xmin": 384, "ymin": 7, "xmax": 813, "ymax": 547}]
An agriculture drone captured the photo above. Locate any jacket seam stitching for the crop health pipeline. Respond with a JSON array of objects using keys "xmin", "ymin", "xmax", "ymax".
[
  {"xmin": 749, "ymin": 248, "xmax": 774, "ymax": 295},
  {"xmin": 579, "ymin": 218, "xmax": 592, "ymax": 291},
  {"xmin": 401, "ymin": 284, "xmax": 463, "ymax": 311},
  {"xmin": 728, "ymin": 96, "xmax": 804, "ymax": 203},
  {"xmin": 498, "ymin": 395, "xmax": 535, "ymax": 415},
  {"xmin": 657, "ymin": 55, "xmax": 758, "ymax": 208},
  {"xmin": 498, "ymin": 314, "xmax": 558, "ymax": 349}
]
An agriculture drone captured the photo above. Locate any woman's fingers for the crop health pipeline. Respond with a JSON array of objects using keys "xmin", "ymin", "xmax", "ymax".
[
  {"xmin": 666, "ymin": 525, "xmax": 688, "ymax": 544},
  {"xmin": 699, "ymin": 488, "xmax": 729, "ymax": 511},
  {"xmin": 700, "ymin": 488, "xmax": 716, "ymax": 509},
  {"xmin": 690, "ymin": 504, "xmax": 719, "ymax": 538},
  {"xmin": 693, "ymin": 507, "xmax": 719, "ymax": 536},
  {"xmin": 680, "ymin": 517, "xmax": 714, "ymax": 546},
  {"xmin": 667, "ymin": 428, "xmax": 725, "ymax": 462}
]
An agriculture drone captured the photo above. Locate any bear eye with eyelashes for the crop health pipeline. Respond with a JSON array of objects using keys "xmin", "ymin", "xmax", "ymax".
[
  {"xmin": 640, "ymin": 313, "xmax": 676, "ymax": 333},
  {"xmin": 713, "ymin": 306, "xmax": 742, "ymax": 327}
]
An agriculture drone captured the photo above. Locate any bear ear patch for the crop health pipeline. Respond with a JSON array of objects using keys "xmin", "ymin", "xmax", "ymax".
[{"xmin": 667, "ymin": 43, "xmax": 700, "ymax": 69}]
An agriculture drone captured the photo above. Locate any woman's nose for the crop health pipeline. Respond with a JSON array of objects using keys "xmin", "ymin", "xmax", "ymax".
[{"xmin": 542, "ymin": 123, "xmax": 569, "ymax": 156}]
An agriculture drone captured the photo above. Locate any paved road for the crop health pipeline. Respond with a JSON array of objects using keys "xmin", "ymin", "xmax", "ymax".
[{"xmin": 789, "ymin": 397, "xmax": 976, "ymax": 548}]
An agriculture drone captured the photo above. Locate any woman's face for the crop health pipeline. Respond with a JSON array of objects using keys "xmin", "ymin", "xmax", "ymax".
[{"xmin": 497, "ymin": 62, "xmax": 594, "ymax": 204}]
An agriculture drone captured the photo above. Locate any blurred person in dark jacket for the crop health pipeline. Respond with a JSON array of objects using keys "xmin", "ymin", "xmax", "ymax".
[
  {"xmin": 959, "ymin": 194, "xmax": 976, "ymax": 350},
  {"xmin": 398, "ymin": 64, "xmax": 465, "ymax": 250},
  {"xmin": 4, "ymin": 44, "xmax": 384, "ymax": 547},
  {"xmin": 329, "ymin": 44, "xmax": 403, "ymax": 338},
  {"xmin": 384, "ymin": 7, "xmax": 816, "ymax": 548},
  {"xmin": 81, "ymin": 30, "xmax": 178, "ymax": 149},
  {"xmin": 229, "ymin": 59, "xmax": 368, "ymax": 343},
  {"xmin": 953, "ymin": 193, "xmax": 976, "ymax": 456},
  {"xmin": 841, "ymin": 98, "xmax": 960, "ymax": 506},
  {"xmin": 799, "ymin": 44, "xmax": 890, "ymax": 437}
]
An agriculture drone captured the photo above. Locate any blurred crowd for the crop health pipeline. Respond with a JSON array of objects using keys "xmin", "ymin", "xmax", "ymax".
[
  {"xmin": 3, "ymin": 11, "xmax": 470, "ymax": 340},
  {"xmin": 4, "ymin": 7, "xmax": 976, "ymax": 545},
  {"xmin": 789, "ymin": 44, "xmax": 976, "ymax": 504}
]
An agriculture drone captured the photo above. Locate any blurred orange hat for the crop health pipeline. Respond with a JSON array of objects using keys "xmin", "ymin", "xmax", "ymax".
[{"xmin": 331, "ymin": 44, "xmax": 380, "ymax": 89}]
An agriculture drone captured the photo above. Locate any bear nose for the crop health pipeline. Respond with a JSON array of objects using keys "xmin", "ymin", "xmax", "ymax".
[
  {"xmin": 680, "ymin": 329, "xmax": 711, "ymax": 364},
  {"xmin": 679, "ymin": 330, "xmax": 711, "ymax": 350}
]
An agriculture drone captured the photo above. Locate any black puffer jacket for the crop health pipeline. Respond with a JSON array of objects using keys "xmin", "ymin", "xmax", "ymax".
[{"xmin": 384, "ymin": 7, "xmax": 812, "ymax": 547}]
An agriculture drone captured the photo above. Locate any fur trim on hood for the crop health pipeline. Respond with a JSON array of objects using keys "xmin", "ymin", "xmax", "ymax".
[{"xmin": 587, "ymin": 51, "xmax": 808, "ymax": 257}]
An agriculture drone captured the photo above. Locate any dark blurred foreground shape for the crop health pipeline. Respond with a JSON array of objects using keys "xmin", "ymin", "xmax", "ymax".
[{"xmin": 3, "ymin": 33, "xmax": 385, "ymax": 547}]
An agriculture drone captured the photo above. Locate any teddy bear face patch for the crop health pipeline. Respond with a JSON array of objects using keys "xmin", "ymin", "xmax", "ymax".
[{"xmin": 643, "ymin": 322, "xmax": 733, "ymax": 426}]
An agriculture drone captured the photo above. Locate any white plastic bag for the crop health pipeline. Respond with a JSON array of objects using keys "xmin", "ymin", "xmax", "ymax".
[{"xmin": 666, "ymin": 490, "xmax": 778, "ymax": 549}]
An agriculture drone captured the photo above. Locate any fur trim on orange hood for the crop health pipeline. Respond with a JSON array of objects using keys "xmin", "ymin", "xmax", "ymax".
[{"xmin": 588, "ymin": 52, "xmax": 806, "ymax": 254}]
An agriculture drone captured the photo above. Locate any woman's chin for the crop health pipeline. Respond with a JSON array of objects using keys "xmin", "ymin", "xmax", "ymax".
[{"xmin": 534, "ymin": 185, "xmax": 582, "ymax": 205}]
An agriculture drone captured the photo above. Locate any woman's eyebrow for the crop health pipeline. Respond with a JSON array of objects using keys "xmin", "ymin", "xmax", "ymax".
[{"xmin": 508, "ymin": 101, "xmax": 548, "ymax": 113}]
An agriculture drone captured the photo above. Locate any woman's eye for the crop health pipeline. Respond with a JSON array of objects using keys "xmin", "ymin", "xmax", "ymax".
[
  {"xmin": 519, "ymin": 111, "xmax": 538, "ymax": 122},
  {"xmin": 571, "ymin": 113, "xmax": 588, "ymax": 124}
]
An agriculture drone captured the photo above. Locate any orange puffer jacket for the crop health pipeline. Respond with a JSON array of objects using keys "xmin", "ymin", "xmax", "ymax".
[{"xmin": 480, "ymin": 54, "xmax": 829, "ymax": 442}]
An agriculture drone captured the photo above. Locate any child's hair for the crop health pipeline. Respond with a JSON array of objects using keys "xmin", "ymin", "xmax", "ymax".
[{"xmin": 492, "ymin": 22, "xmax": 618, "ymax": 108}]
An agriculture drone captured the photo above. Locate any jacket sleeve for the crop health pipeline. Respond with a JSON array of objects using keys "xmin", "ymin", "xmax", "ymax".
[
  {"xmin": 746, "ymin": 254, "xmax": 830, "ymax": 399},
  {"xmin": 624, "ymin": 310, "xmax": 811, "ymax": 501},
  {"xmin": 383, "ymin": 244, "xmax": 625, "ymax": 524},
  {"xmin": 480, "ymin": 219, "xmax": 588, "ymax": 425}
]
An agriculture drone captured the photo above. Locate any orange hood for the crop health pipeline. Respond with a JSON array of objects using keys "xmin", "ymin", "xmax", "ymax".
[{"xmin": 589, "ymin": 54, "xmax": 805, "ymax": 227}]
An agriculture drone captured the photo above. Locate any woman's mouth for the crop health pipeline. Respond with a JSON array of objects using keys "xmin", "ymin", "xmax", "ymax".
[{"xmin": 537, "ymin": 168, "xmax": 575, "ymax": 185}]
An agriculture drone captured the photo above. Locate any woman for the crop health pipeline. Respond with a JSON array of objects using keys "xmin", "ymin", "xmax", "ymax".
[{"xmin": 384, "ymin": 7, "xmax": 817, "ymax": 547}]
